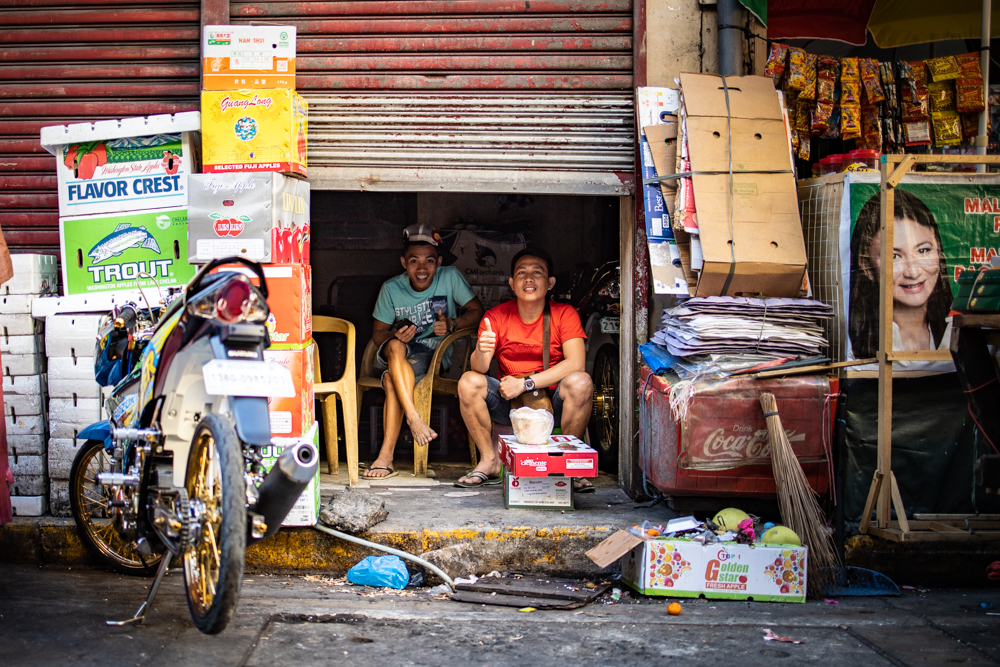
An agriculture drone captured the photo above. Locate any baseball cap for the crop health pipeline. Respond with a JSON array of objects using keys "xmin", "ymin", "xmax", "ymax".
[{"xmin": 402, "ymin": 223, "xmax": 441, "ymax": 247}]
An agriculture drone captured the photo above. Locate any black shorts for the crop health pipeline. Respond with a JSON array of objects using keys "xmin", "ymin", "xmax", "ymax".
[{"xmin": 484, "ymin": 375, "xmax": 568, "ymax": 426}]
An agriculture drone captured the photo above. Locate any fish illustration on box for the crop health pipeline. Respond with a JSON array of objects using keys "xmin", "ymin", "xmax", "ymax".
[{"xmin": 89, "ymin": 223, "xmax": 162, "ymax": 264}]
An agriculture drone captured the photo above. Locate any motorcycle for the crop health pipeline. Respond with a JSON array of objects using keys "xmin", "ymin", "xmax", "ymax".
[{"xmin": 69, "ymin": 257, "xmax": 318, "ymax": 634}]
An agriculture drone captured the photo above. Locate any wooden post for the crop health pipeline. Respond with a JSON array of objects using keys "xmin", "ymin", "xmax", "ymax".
[
  {"xmin": 619, "ymin": 195, "xmax": 638, "ymax": 497},
  {"xmin": 876, "ymin": 158, "xmax": 896, "ymax": 529}
]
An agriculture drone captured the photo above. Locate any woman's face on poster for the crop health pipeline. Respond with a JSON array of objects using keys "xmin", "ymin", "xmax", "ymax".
[{"xmin": 869, "ymin": 217, "xmax": 941, "ymax": 309}]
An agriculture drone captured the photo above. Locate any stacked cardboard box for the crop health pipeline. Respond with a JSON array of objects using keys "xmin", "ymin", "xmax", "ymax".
[
  {"xmin": 195, "ymin": 27, "xmax": 318, "ymax": 526},
  {"xmin": 640, "ymin": 74, "xmax": 808, "ymax": 298},
  {"xmin": 43, "ymin": 314, "xmax": 104, "ymax": 516},
  {"xmin": 498, "ymin": 434, "xmax": 598, "ymax": 510},
  {"xmin": 2, "ymin": 255, "xmax": 58, "ymax": 516}
]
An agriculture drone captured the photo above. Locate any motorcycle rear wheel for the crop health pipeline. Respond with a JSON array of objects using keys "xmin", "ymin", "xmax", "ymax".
[
  {"xmin": 589, "ymin": 343, "xmax": 620, "ymax": 473},
  {"xmin": 182, "ymin": 414, "xmax": 246, "ymax": 635},
  {"xmin": 69, "ymin": 439, "xmax": 162, "ymax": 576}
]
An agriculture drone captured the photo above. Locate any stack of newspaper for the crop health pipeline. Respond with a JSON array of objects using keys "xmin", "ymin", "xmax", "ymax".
[{"xmin": 652, "ymin": 296, "xmax": 832, "ymax": 358}]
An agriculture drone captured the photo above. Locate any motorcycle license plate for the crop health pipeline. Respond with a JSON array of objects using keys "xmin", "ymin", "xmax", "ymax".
[
  {"xmin": 600, "ymin": 316, "xmax": 620, "ymax": 334},
  {"xmin": 202, "ymin": 359, "xmax": 295, "ymax": 398}
]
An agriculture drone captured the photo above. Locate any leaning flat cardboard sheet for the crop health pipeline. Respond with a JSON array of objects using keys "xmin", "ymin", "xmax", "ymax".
[{"xmin": 679, "ymin": 73, "xmax": 807, "ymax": 298}]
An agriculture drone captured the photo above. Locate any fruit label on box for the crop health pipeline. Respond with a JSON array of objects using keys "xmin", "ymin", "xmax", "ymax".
[
  {"xmin": 202, "ymin": 25, "xmax": 296, "ymax": 90},
  {"xmin": 53, "ymin": 133, "xmax": 194, "ymax": 217},
  {"xmin": 504, "ymin": 472, "xmax": 573, "ymax": 509},
  {"xmin": 188, "ymin": 173, "xmax": 310, "ymax": 263},
  {"xmin": 260, "ymin": 427, "xmax": 320, "ymax": 527},
  {"xmin": 263, "ymin": 341, "xmax": 314, "ymax": 436},
  {"xmin": 201, "ymin": 90, "xmax": 307, "ymax": 176},
  {"xmin": 59, "ymin": 208, "xmax": 197, "ymax": 295}
]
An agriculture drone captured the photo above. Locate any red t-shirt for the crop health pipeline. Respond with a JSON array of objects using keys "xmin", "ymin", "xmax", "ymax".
[{"xmin": 479, "ymin": 300, "xmax": 587, "ymax": 379}]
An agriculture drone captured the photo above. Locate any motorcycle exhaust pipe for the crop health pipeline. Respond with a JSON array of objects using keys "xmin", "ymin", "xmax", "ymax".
[{"xmin": 252, "ymin": 439, "xmax": 318, "ymax": 540}]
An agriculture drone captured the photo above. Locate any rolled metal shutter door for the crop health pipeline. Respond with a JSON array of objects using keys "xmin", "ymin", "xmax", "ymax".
[
  {"xmin": 231, "ymin": 0, "xmax": 635, "ymax": 194},
  {"xmin": 0, "ymin": 0, "xmax": 200, "ymax": 251}
]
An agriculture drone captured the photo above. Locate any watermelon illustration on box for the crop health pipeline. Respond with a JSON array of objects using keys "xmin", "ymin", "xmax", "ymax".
[
  {"xmin": 59, "ymin": 208, "xmax": 197, "ymax": 296},
  {"xmin": 40, "ymin": 112, "xmax": 200, "ymax": 217}
]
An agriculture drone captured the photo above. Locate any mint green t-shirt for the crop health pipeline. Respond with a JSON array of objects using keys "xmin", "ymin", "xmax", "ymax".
[{"xmin": 373, "ymin": 266, "xmax": 476, "ymax": 362}]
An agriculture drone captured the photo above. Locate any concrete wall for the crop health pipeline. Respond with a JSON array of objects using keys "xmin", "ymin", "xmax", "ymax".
[{"xmin": 645, "ymin": 0, "xmax": 720, "ymax": 86}]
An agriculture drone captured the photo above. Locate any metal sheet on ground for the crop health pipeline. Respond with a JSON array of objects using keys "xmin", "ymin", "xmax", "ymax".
[{"xmin": 450, "ymin": 575, "xmax": 611, "ymax": 609}]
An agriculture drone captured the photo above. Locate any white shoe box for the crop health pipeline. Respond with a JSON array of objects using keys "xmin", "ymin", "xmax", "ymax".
[
  {"xmin": 49, "ymin": 479, "xmax": 70, "ymax": 517},
  {"xmin": 45, "ymin": 315, "xmax": 103, "ymax": 358},
  {"xmin": 10, "ymin": 495, "xmax": 48, "ymax": 517},
  {"xmin": 0, "ymin": 312, "xmax": 43, "ymax": 336},
  {"xmin": 1, "ymin": 333, "xmax": 45, "ymax": 356},
  {"xmin": 7, "ymin": 434, "xmax": 45, "ymax": 455},
  {"xmin": 1, "ymin": 254, "xmax": 58, "ymax": 295},
  {"xmin": 2, "ymin": 353, "xmax": 44, "ymax": 376}
]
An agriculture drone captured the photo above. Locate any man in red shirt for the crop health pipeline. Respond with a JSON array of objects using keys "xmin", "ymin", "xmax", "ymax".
[{"xmin": 456, "ymin": 248, "xmax": 594, "ymax": 487}]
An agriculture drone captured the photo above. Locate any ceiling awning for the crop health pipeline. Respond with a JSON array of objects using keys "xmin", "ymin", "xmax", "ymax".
[
  {"xmin": 767, "ymin": 0, "xmax": 1000, "ymax": 47},
  {"xmin": 738, "ymin": 0, "xmax": 767, "ymax": 26}
]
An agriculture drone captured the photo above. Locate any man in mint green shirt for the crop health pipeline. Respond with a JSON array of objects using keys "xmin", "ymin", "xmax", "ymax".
[{"xmin": 366, "ymin": 224, "xmax": 484, "ymax": 479}]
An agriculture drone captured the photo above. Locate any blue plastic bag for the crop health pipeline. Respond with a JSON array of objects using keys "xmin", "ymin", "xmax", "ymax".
[{"xmin": 346, "ymin": 555, "xmax": 410, "ymax": 589}]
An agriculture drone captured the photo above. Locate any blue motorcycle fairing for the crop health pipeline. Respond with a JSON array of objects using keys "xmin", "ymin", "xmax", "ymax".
[{"xmin": 79, "ymin": 421, "xmax": 114, "ymax": 451}]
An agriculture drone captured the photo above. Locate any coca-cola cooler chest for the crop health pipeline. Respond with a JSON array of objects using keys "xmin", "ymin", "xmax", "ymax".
[{"xmin": 639, "ymin": 366, "xmax": 836, "ymax": 498}]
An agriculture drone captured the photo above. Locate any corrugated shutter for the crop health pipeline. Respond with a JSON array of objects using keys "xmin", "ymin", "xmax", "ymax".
[
  {"xmin": 0, "ymin": 0, "xmax": 200, "ymax": 251},
  {"xmin": 231, "ymin": 0, "xmax": 635, "ymax": 193}
]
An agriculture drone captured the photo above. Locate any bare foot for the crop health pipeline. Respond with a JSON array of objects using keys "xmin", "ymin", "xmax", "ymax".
[
  {"xmin": 362, "ymin": 457, "xmax": 395, "ymax": 478},
  {"xmin": 405, "ymin": 412, "xmax": 438, "ymax": 446},
  {"xmin": 456, "ymin": 459, "xmax": 502, "ymax": 486}
]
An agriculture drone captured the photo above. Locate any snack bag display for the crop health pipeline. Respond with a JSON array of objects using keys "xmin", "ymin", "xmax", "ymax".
[
  {"xmin": 840, "ymin": 57, "xmax": 860, "ymax": 83},
  {"xmin": 901, "ymin": 88, "xmax": 930, "ymax": 121},
  {"xmin": 840, "ymin": 80, "xmax": 861, "ymax": 106},
  {"xmin": 786, "ymin": 48, "xmax": 808, "ymax": 91},
  {"xmin": 765, "ymin": 43, "xmax": 789, "ymax": 84},
  {"xmin": 928, "ymin": 81, "xmax": 956, "ymax": 112},
  {"xmin": 798, "ymin": 53, "xmax": 818, "ymax": 101},
  {"xmin": 860, "ymin": 59, "xmax": 885, "ymax": 104},
  {"xmin": 955, "ymin": 78, "xmax": 986, "ymax": 113},
  {"xmin": 841, "ymin": 105, "xmax": 862, "ymax": 140},
  {"xmin": 957, "ymin": 52, "xmax": 983, "ymax": 78},
  {"xmin": 926, "ymin": 56, "xmax": 962, "ymax": 82},
  {"xmin": 810, "ymin": 102, "xmax": 834, "ymax": 135},
  {"xmin": 861, "ymin": 106, "xmax": 882, "ymax": 150},
  {"xmin": 931, "ymin": 111, "xmax": 962, "ymax": 146},
  {"xmin": 816, "ymin": 56, "xmax": 838, "ymax": 104},
  {"xmin": 903, "ymin": 120, "xmax": 932, "ymax": 147}
]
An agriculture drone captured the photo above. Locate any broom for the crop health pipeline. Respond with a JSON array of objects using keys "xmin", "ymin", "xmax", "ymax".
[{"xmin": 760, "ymin": 392, "xmax": 838, "ymax": 596}]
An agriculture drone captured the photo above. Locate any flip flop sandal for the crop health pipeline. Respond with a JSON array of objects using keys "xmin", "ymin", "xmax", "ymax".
[
  {"xmin": 453, "ymin": 471, "xmax": 502, "ymax": 488},
  {"xmin": 362, "ymin": 466, "xmax": 399, "ymax": 480},
  {"xmin": 573, "ymin": 480, "xmax": 597, "ymax": 494}
]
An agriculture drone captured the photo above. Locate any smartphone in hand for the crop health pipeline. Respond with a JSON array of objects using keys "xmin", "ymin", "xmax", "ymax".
[{"xmin": 391, "ymin": 318, "xmax": 416, "ymax": 331}]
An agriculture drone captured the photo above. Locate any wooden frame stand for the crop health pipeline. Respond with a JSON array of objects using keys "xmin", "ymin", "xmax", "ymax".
[{"xmin": 858, "ymin": 153, "xmax": 1000, "ymax": 542}]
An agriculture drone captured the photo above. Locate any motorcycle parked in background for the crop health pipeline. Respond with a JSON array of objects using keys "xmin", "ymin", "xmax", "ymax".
[{"xmin": 69, "ymin": 257, "xmax": 318, "ymax": 634}]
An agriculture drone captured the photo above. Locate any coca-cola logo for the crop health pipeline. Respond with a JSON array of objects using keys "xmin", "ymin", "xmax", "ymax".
[{"xmin": 700, "ymin": 427, "xmax": 805, "ymax": 459}]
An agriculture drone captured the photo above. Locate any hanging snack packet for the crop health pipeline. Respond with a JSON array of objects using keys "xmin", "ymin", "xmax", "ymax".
[
  {"xmin": 901, "ymin": 87, "xmax": 929, "ymax": 121},
  {"xmin": 841, "ymin": 80, "xmax": 862, "ymax": 106},
  {"xmin": 862, "ymin": 106, "xmax": 882, "ymax": 150},
  {"xmin": 765, "ymin": 43, "xmax": 790, "ymax": 85},
  {"xmin": 879, "ymin": 61, "xmax": 897, "ymax": 108},
  {"xmin": 961, "ymin": 113, "xmax": 980, "ymax": 141},
  {"xmin": 786, "ymin": 47, "xmax": 808, "ymax": 91},
  {"xmin": 926, "ymin": 56, "xmax": 962, "ymax": 82},
  {"xmin": 816, "ymin": 56, "xmax": 839, "ymax": 104},
  {"xmin": 811, "ymin": 102, "xmax": 835, "ymax": 134},
  {"xmin": 794, "ymin": 98, "xmax": 812, "ymax": 134},
  {"xmin": 956, "ymin": 52, "xmax": 983, "ymax": 78},
  {"xmin": 822, "ymin": 107, "xmax": 841, "ymax": 139},
  {"xmin": 797, "ymin": 130, "xmax": 811, "ymax": 160},
  {"xmin": 955, "ymin": 78, "xmax": 986, "ymax": 113},
  {"xmin": 903, "ymin": 120, "xmax": 932, "ymax": 147},
  {"xmin": 841, "ymin": 105, "xmax": 862, "ymax": 140},
  {"xmin": 928, "ymin": 81, "xmax": 956, "ymax": 112},
  {"xmin": 860, "ymin": 59, "xmax": 885, "ymax": 104},
  {"xmin": 798, "ymin": 53, "xmax": 818, "ymax": 101},
  {"xmin": 931, "ymin": 110, "xmax": 962, "ymax": 146},
  {"xmin": 906, "ymin": 61, "xmax": 929, "ymax": 86},
  {"xmin": 840, "ymin": 57, "xmax": 860, "ymax": 83}
]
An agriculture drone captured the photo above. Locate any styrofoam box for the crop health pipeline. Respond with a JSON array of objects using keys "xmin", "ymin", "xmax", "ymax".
[
  {"xmin": 49, "ymin": 375, "xmax": 102, "ymax": 400},
  {"xmin": 47, "ymin": 438, "xmax": 84, "ymax": 480},
  {"xmin": 1, "ymin": 334, "xmax": 44, "ymax": 356},
  {"xmin": 4, "ymin": 391, "xmax": 45, "ymax": 417},
  {"xmin": 49, "ymin": 397, "xmax": 101, "ymax": 424},
  {"xmin": 47, "ymin": 356, "xmax": 95, "ymax": 382},
  {"xmin": 9, "ymin": 454, "xmax": 47, "ymax": 477},
  {"xmin": 2, "ymin": 353, "xmax": 44, "ymax": 376},
  {"xmin": 8, "ymin": 434, "xmax": 45, "ymax": 455},
  {"xmin": 45, "ymin": 315, "xmax": 103, "ymax": 358},
  {"xmin": 50, "ymin": 479, "xmax": 70, "ymax": 517},
  {"xmin": 0, "ymin": 294, "xmax": 34, "ymax": 314},
  {"xmin": 11, "ymin": 495, "xmax": 48, "ymax": 517},
  {"xmin": 2, "ymin": 373, "xmax": 46, "ymax": 396},
  {"xmin": 5, "ymin": 414, "xmax": 45, "ymax": 436},
  {"xmin": 0, "ymin": 312, "xmax": 43, "ymax": 336},
  {"xmin": 10, "ymin": 475, "xmax": 46, "ymax": 496},
  {"xmin": 1, "ymin": 254, "xmax": 58, "ymax": 296}
]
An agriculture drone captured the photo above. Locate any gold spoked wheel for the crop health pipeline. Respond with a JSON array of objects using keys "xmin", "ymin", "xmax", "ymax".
[
  {"xmin": 69, "ymin": 439, "xmax": 161, "ymax": 576},
  {"xmin": 588, "ymin": 343, "xmax": 620, "ymax": 472},
  {"xmin": 182, "ymin": 414, "xmax": 246, "ymax": 635}
]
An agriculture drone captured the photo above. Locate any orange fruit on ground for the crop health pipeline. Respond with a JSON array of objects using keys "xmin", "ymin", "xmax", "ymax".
[{"xmin": 667, "ymin": 602, "xmax": 682, "ymax": 616}]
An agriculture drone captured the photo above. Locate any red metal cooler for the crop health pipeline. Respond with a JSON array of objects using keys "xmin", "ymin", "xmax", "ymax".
[{"xmin": 638, "ymin": 366, "xmax": 836, "ymax": 498}]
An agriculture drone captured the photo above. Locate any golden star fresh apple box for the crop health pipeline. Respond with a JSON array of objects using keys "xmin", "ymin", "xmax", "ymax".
[
  {"xmin": 202, "ymin": 25, "xmax": 296, "ymax": 91},
  {"xmin": 201, "ymin": 89, "xmax": 307, "ymax": 177}
]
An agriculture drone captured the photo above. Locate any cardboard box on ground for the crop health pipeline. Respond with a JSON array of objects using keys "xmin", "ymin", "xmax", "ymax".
[
  {"xmin": 498, "ymin": 434, "xmax": 598, "ymax": 510},
  {"xmin": 188, "ymin": 173, "xmax": 310, "ymax": 264},
  {"xmin": 587, "ymin": 531, "xmax": 808, "ymax": 602},
  {"xmin": 670, "ymin": 74, "xmax": 807, "ymax": 297}
]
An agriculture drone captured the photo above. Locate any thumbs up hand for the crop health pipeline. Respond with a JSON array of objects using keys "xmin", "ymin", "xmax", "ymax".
[
  {"xmin": 477, "ymin": 317, "xmax": 497, "ymax": 354},
  {"xmin": 433, "ymin": 309, "xmax": 452, "ymax": 336}
]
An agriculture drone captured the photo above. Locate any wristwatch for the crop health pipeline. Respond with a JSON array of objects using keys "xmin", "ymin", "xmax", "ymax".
[{"xmin": 523, "ymin": 377, "xmax": 536, "ymax": 392}]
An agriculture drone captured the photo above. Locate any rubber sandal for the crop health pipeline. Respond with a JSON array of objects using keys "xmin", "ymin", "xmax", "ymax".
[
  {"xmin": 573, "ymin": 480, "xmax": 596, "ymax": 494},
  {"xmin": 362, "ymin": 466, "xmax": 398, "ymax": 480},
  {"xmin": 454, "ymin": 470, "xmax": 502, "ymax": 487}
]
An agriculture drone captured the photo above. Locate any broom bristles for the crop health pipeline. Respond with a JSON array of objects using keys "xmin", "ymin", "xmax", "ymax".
[{"xmin": 760, "ymin": 392, "xmax": 838, "ymax": 597}]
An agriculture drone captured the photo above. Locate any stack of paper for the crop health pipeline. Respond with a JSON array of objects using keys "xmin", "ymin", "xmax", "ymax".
[{"xmin": 652, "ymin": 296, "xmax": 832, "ymax": 358}]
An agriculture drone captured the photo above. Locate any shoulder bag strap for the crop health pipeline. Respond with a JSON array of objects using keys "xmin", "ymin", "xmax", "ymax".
[{"xmin": 542, "ymin": 300, "xmax": 551, "ymax": 371}]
